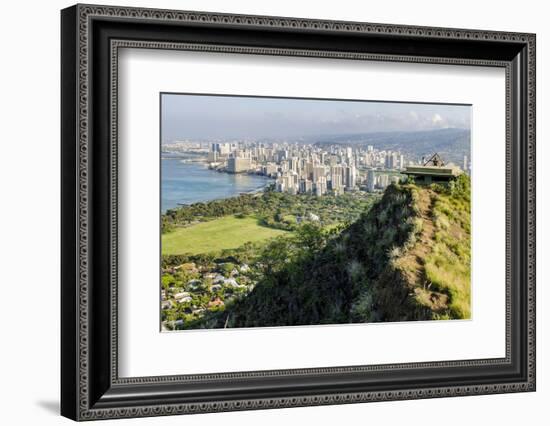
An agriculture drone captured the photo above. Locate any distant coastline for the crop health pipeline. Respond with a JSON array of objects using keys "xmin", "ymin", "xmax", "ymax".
[{"xmin": 161, "ymin": 158, "xmax": 272, "ymax": 212}]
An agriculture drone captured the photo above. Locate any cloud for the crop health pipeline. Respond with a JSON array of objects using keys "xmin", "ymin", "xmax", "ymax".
[
  {"xmin": 431, "ymin": 113, "xmax": 451, "ymax": 129},
  {"xmin": 432, "ymin": 113, "xmax": 443, "ymax": 124},
  {"xmin": 308, "ymin": 110, "xmax": 459, "ymax": 135},
  {"xmin": 162, "ymin": 94, "xmax": 471, "ymax": 140}
]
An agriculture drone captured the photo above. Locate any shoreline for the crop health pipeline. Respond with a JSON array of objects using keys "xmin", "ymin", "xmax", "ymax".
[
  {"xmin": 173, "ymin": 184, "xmax": 271, "ymax": 209},
  {"xmin": 161, "ymin": 160, "xmax": 273, "ymax": 213}
]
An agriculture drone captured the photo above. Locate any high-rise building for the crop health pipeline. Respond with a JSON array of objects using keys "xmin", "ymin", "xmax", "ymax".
[
  {"xmin": 314, "ymin": 176, "xmax": 327, "ymax": 196},
  {"xmin": 345, "ymin": 165, "xmax": 357, "ymax": 190},
  {"xmin": 304, "ymin": 161, "xmax": 314, "ymax": 180},
  {"xmin": 378, "ymin": 174, "xmax": 389, "ymax": 189},
  {"xmin": 385, "ymin": 152, "xmax": 398, "ymax": 169},
  {"xmin": 330, "ymin": 172, "xmax": 342, "ymax": 190},
  {"xmin": 299, "ymin": 179, "xmax": 313, "ymax": 194},
  {"xmin": 262, "ymin": 163, "xmax": 278, "ymax": 177},
  {"xmin": 212, "ymin": 143, "xmax": 230, "ymax": 155},
  {"xmin": 207, "ymin": 151, "xmax": 218, "ymax": 162},
  {"xmin": 313, "ymin": 165, "xmax": 326, "ymax": 183},
  {"xmin": 289, "ymin": 157, "xmax": 299, "ymax": 173},
  {"xmin": 367, "ymin": 169, "xmax": 376, "ymax": 192},
  {"xmin": 227, "ymin": 156, "xmax": 251, "ymax": 173}
]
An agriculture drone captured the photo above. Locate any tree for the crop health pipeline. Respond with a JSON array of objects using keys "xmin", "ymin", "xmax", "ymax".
[{"xmin": 161, "ymin": 274, "xmax": 175, "ymax": 290}]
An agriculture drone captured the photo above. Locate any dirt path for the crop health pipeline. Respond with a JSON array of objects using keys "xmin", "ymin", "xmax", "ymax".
[{"xmin": 394, "ymin": 188, "xmax": 449, "ymax": 313}]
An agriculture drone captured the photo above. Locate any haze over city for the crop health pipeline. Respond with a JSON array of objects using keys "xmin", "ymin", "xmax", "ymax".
[{"xmin": 161, "ymin": 94, "xmax": 471, "ymax": 142}]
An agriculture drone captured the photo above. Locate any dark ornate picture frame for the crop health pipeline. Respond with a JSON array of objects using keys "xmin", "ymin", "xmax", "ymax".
[{"xmin": 61, "ymin": 4, "xmax": 536, "ymax": 421}]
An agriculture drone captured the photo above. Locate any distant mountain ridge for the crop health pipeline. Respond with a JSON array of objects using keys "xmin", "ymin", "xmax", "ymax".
[{"xmin": 313, "ymin": 128, "xmax": 471, "ymax": 166}]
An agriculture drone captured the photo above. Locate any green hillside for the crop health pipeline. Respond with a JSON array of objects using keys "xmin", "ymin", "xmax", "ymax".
[{"xmin": 193, "ymin": 175, "xmax": 471, "ymax": 328}]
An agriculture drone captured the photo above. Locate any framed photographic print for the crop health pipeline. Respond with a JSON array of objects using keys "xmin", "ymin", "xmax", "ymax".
[{"xmin": 61, "ymin": 4, "xmax": 536, "ymax": 421}]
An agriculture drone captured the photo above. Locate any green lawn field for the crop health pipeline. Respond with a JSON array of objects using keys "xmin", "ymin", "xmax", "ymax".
[{"xmin": 162, "ymin": 215, "xmax": 290, "ymax": 255}]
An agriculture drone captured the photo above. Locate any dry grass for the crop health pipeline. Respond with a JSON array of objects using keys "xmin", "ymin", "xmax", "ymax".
[
  {"xmin": 423, "ymin": 178, "xmax": 471, "ymax": 319},
  {"xmin": 392, "ymin": 176, "xmax": 471, "ymax": 320}
]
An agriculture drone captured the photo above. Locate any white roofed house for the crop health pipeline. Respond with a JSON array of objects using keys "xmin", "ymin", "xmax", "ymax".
[
  {"xmin": 308, "ymin": 212, "xmax": 320, "ymax": 222},
  {"xmin": 173, "ymin": 262, "xmax": 199, "ymax": 274},
  {"xmin": 223, "ymin": 278, "xmax": 239, "ymax": 288},
  {"xmin": 161, "ymin": 300, "xmax": 173, "ymax": 310},
  {"xmin": 173, "ymin": 291, "xmax": 190, "ymax": 301},
  {"xmin": 213, "ymin": 274, "xmax": 225, "ymax": 283},
  {"xmin": 223, "ymin": 278, "xmax": 248, "ymax": 291}
]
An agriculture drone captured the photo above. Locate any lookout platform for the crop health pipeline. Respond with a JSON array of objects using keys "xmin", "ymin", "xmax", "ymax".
[{"xmin": 401, "ymin": 153, "xmax": 463, "ymax": 185}]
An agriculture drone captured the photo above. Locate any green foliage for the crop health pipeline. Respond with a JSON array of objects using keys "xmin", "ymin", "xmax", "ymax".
[
  {"xmin": 163, "ymin": 191, "xmax": 378, "ymax": 234},
  {"xmin": 350, "ymin": 291, "xmax": 374, "ymax": 322},
  {"xmin": 161, "ymin": 190, "xmax": 378, "ymax": 255},
  {"xmin": 162, "ymin": 175, "xmax": 472, "ymax": 329},
  {"xmin": 220, "ymin": 262, "xmax": 235, "ymax": 276},
  {"xmin": 424, "ymin": 174, "xmax": 471, "ymax": 319},
  {"xmin": 161, "ymin": 274, "xmax": 175, "ymax": 290},
  {"xmin": 188, "ymin": 183, "xmax": 426, "ymax": 328}
]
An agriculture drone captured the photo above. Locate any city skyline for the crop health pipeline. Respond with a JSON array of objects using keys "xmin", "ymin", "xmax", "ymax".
[
  {"xmin": 161, "ymin": 94, "xmax": 472, "ymax": 142},
  {"xmin": 163, "ymin": 138, "xmax": 469, "ymax": 199}
]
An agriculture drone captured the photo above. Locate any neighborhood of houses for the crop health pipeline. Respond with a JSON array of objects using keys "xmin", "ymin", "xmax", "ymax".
[{"xmin": 161, "ymin": 259, "xmax": 254, "ymax": 330}]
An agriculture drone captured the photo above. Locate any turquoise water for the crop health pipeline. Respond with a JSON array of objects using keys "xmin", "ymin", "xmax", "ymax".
[{"xmin": 161, "ymin": 158, "xmax": 271, "ymax": 212}]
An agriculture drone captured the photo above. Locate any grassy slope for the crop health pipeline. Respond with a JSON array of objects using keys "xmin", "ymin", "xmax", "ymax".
[
  {"xmin": 162, "ymin": 215, "xmax": 290, "ymax": 255},
  {"xmin": 206, "ymin": 178, "xmax": 471, "ymax": 328},
  {"xmin": 390, "ymin": 178, "xmax": 471, "ymax": 320},
  {"xmin": 423, "ymin": 182, "xmax": 471, "ymax": 318},
  {"xmin": 202, "ymin": 184, "xmax": 426, "ymax": 328}
]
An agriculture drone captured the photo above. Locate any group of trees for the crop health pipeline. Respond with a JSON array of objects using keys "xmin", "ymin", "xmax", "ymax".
[
  {"xmin": 189, "ymin": 182, "xmax": 432, "ymax": 329},
  {"xmin": 163, "ymin": 175, "xmax": 473, "ymax": 329},
  {"xmin": 190, "ymin": 175, "xmax": 472, "ymax": 329},
  {"xmin": 162, "ymin": 190, "xmax": 379, "ymax": 234},
  {"xmin": 162, "ymin": 193, "xmax": 264, "ymax": 233}
]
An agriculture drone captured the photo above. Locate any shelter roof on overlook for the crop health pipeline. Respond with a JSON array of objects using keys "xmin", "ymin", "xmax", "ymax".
[{"xmin": 402, "ymin": 153, "xmax": 463, "ymax": 179}]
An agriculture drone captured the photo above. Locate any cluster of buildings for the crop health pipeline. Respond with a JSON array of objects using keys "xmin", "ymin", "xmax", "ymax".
[
  {"xmin": 161, "ymin": 260, "xmax": 254, "ymax": 331},
  {"xmin": 205, "ymin": 141, "xmax": 415, "ymax": 195},
  {"xmin": 160, "ymin": 139, "xmax": 468, "ymax": 195}
]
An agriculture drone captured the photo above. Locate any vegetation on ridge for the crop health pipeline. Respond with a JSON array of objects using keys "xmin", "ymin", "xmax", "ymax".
[{"xmin": 160, "ymin": 175, "xmax": 471, "ymax": 330}]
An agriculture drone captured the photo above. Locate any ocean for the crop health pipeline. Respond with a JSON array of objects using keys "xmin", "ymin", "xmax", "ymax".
[{"xmin": 161, "ymin": 158, "xmax": 272, "ymax": 212}]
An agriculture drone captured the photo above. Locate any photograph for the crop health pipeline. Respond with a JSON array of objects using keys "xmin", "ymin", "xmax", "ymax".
[
  {"xmin": 160, "ymin": 94, "xmax": 472, "ymax": 331},
  {"xmin": 57, "ymin": 3, "xmax": 536, "ymax": 421}
]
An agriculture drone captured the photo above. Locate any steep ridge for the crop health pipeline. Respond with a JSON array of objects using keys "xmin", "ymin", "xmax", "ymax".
[{"xmin": 197, "ymin": 175, "xmax": 471, "ymax": 328}]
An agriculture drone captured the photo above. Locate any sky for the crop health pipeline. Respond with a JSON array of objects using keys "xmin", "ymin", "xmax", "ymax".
[{"xmin": 161, "ymin": 93, "xmax": 471, "ymax": 143}]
